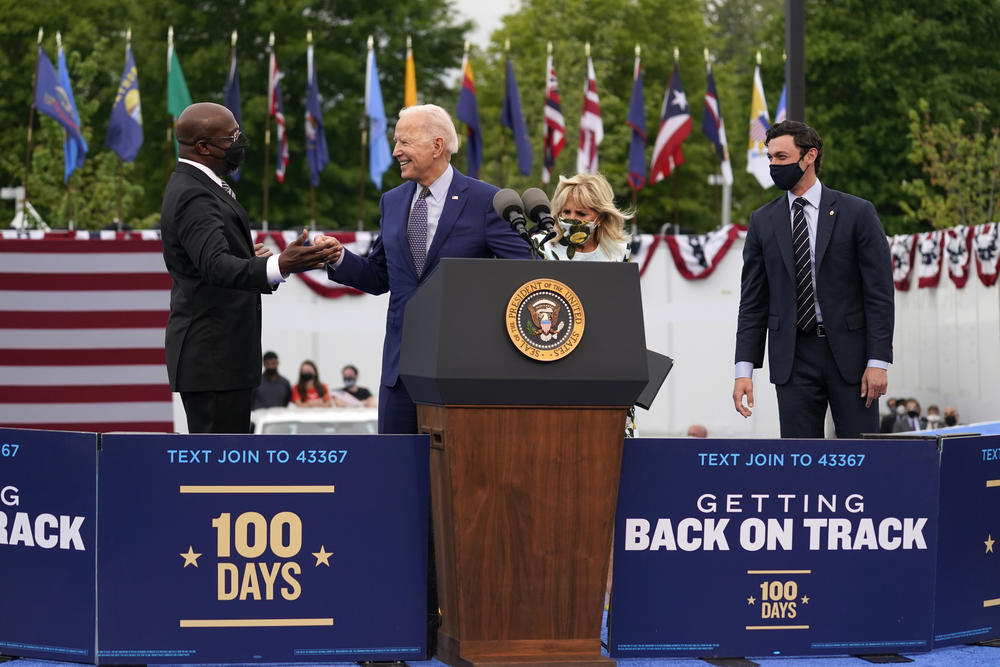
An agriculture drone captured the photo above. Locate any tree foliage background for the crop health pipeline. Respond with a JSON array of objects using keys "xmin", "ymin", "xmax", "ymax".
[{"xmin": 1, "ymin": 0, "xmax": 999, "ymax": 234}]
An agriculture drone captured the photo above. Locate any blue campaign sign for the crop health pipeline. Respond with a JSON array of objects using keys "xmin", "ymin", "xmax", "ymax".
[
  {"xmin": 0, "ymin": 427, "xmax": 97, "ymax": 661},
  {"xmin": 609, "ymin": 438, "xmax": 939, "ymax": 658},
  {"xmin": 934, "ymin": 434, "xmax": 1000, "ymax": 646},
  {"xmin": 97, "ymin": 433, "xmax": 428, "ymax": 663}
]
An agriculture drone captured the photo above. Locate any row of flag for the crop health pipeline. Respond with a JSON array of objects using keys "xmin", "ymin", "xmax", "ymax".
[
  {"xmin": 32, "ymin": 29, "xmax": 789, "ymax": 205},
  {"xmin": 481, "ymin": 44, "xmax": 788, "ymax": 192},
  {"xmin": 32, "ymin": 28, "xmax": 330, "ymax": 190}
]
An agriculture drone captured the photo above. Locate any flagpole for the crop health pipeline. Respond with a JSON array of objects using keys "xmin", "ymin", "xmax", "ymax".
[
  {"xmin": 358, "ymin": 36, "xmax": 371, "ymax": 230},
  {"xmin": 672, "ymin": 47, "xmax": 681, "ymax": 228},
  {"xmin": 23, "ymin": 27, "xmax": 43, "ymax": 209},
  {"xmin": 166, "ymin": 27, "xmax": 174, "ymax": 185},
  {"xmin": 541, "ymin": 41, "xmax": 550, "ymax": 190},
  {"xmin": 631, "ymin": 44, "xmax": 640, "ymax": 215},
  {"xmin": 56, "ymin": 31, "xmax": 74, "ymax": 231},
  {"xmin": 114, "ymin": 27, "xmax": 132, "ymax": 231},
  {"xmin": 262, "ymin": 32, "xmax": 274, "ymax": 231},
  {"xmin": 308, "ymin": 30, "xmax": 317, "ymax": 230},
  {"xmin": 498, "ymin": 40, "xmax": 509, "ymax": 189}
]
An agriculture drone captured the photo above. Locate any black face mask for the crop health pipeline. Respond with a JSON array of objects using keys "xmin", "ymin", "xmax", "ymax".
[
  {"xmin": 301, "ymin": 372, "xmax": 315, "ymax": 382},
  {"xmin": 907, "ymin": 410, "xmax": 919, "ymax": 419},
  {"xmin": 264, "ymin": 368, "xmax": 278, "ymax": 377},
  {"xmin": 208, "ymin": 133, "xmax": 248, "ymax": 175},
  {"xmin": 944, "ymin": 415, "xmax": 957, "ymax": 426},
  {"xmin": 769, "ymin": 160, "xmax": 805, "ymax": 191}
]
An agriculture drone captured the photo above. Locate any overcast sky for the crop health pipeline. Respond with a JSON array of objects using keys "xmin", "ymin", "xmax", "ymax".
[{"xmin": 452, "ymin": 0, "xmax": 519, "ymax": 47}]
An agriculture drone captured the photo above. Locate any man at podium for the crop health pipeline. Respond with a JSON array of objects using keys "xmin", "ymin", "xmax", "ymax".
[{"xmin": 316, "ymin": 104, "xmax": 531, "ymax": 434}]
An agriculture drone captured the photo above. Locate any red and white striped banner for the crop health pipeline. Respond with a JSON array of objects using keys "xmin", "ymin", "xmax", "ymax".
[
  {"xmin": 973, "ymin": 222, "xmax": 1000, "ymax": 287},
  {"xmin": 663, "ymin": 224, "xmax": 747, "ymax": 280},
  {"xmin": 0, "ymin": 230, "xmax": 173, "ymax": 432},
  {"xmin": 890, "ymin": 234, "xmax": 916, "ymax": 291},
  {"xmin": 916, "ymin": 230, "xmax": 944, "ymax": 288},
  {"xmin": 258, "ymin": 230, "xmax": 375, "ymax": 298},
  {"xmin": 945, "ymin": 226, "xmax": 973, "ymax": 288}
]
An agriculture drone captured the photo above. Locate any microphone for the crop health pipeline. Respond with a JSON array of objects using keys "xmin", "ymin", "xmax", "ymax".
[
  {"xmin": 521, "ymin": 187, "xmax": 558, "ymax": 245},
  {"xmin": 492, "ymin": 188, "xmax": 530, "ymax": 239}
]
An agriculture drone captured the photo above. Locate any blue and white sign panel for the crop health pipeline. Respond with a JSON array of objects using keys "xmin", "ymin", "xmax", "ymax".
[
  {"xmin": 97, "ymin": 434, "xmax": 428, "ymax": 663},
  {"xmin": 934, "ymin": 434, "xmax": 1000, "ymax": 646},
  {"xmin": 610, "ymin": 438, "xmax": 939, "ymax": 658},
  {"xmin": 0, "ymin": 427, "xmax": 97, "ymax": 662}
]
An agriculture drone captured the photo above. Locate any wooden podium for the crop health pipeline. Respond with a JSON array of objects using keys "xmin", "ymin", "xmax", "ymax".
[{"xmin": 400, "ymin": 259, "xmax": 649, "ymax": 667}]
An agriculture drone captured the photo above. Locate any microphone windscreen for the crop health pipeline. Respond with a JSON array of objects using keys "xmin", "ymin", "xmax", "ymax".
[
  {"xmin": 521, "ymin": 188, "xmax": 551, "ymax": 220},
  {"xmin": 492, "ymin": 188, "xmax": 524, "ymax": 217}
]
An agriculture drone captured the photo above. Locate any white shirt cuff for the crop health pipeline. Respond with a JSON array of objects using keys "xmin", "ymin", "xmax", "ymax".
[
  {"xmin": 266, "ymin": 254, "xmax": 286, "ymax": 285},
  {"xmin": 329, "ymin": 251, "xmax": 346, "ymax": 270},
  {"xmin": 867, "ymin": 359, "xmax": 889, "ymax": 370},
  {"xmin": 735, "ymin": 361, "xmax": 754, "ymax": 379}
]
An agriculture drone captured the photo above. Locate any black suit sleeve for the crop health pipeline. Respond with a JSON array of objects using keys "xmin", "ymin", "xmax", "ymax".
[
  {"xmin": 173, "ymin": 187, "xmax": 271, "ymax": 292},
  {"xmin": 735, "ymin": 211, "xmax": 769, "ymax": 368}
]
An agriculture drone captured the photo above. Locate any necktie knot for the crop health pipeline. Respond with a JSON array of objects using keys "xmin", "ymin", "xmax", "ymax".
[{"xmin": 419, "ymin": 186, "xmax": 430, "ymax": 200}]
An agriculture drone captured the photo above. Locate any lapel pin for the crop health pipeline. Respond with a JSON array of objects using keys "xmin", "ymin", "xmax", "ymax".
[
  {"xmin": 451, "ymin": 195, "xmax": 459, "ymax": 200},
  {"xmin": 829, "ymin": 210, "xmax": 834, "ymax": 216}
]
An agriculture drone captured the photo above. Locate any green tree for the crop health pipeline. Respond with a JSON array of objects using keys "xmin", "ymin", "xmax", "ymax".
[
  {"xmin": 800, "ymin": 0, "xmax": 1000, "ymax": 234},
  {"xmin": 901, "ymin": 100, "xmax": 1000, "ymax": 229}
]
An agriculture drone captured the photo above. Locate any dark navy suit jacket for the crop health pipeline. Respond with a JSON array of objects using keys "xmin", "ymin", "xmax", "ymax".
[
  {"xmin": 735, "ymin": 185, "xmax": 894, "ymax": 386},
  {"xmin": 330, "ymin": 167, "xmax": 532, "ymax": 389}
]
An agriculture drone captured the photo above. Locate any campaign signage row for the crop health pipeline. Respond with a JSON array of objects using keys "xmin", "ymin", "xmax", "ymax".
[
  {"xmin": 4, "ymin": 427, "xmax": 1000, "ymax": 663},
  {"xmin": 608, "ymin": 435, "xmax": 1000, "ymax": 658},
  {"xmin": 0, "ymin": 427, "xmax": 428, "ymax": 664}
]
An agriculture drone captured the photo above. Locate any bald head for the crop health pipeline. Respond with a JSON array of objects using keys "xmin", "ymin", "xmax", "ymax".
[
  {"xmin": 175, "ymin": 102, "xmax": 239, "ymax": 173},
  {"xmin": 687, "ymin": 424, "xmax": 708, "ymax": 438}
]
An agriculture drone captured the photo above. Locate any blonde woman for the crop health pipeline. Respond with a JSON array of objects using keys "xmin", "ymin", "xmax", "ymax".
[{"xmin": 541, "ymin": 172, "xmax": 632, "ymax": 261}]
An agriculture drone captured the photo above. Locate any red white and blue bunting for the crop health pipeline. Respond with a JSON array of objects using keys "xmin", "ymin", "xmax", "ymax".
[
  {"xmin": 945, "ymin": 226, "xmax": 972, "ymax": 288},
  {"xmin": 890, "ymin": 233, "xmax": 916, "ymax": 291},
  {"xmin": 915, "ymin": 230, "xmax": 944, "ymax": 289},
  {"xmin": 972, "ymin": 222, "xmax": 1000, "ymax": 288},
  {"xmin": 663, "ymin": 223, "xmax": 747, "ymax": 280}
]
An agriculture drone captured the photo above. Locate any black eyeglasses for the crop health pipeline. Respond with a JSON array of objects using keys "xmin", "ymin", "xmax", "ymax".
[{"xmin": 199, "ymin": 129, "xmax": 243, "ymax": 144}]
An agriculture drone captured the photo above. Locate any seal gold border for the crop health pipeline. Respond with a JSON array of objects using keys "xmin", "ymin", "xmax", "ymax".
[{"xmin": 505, "ymin": 278, "xmax": 585, "ymax": 361}]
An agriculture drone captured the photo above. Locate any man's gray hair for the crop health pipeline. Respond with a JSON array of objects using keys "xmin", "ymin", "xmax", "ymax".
[{"xmin": 398, "ymin": 104, "xmax": 459, "ymax": 155}]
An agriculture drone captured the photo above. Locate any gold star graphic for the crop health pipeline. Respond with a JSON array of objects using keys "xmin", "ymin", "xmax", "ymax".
[
  {"xmin": 986, "ymin": 534, "xmax": 995, "ymax": 554},
  {"xmin": 801, "ymin": 595, "xmax": 810, "ymax": 604},
  {"xmin": 747, "ymin": 595, "xmax": 756, "ymax": 606},
  {"xmin": 180, "ymin": 546, "xmax": 202, "ymax": 568},
  {"xmin": 313, "ymin": 545, "xmax": 333, "ymax": 566}
]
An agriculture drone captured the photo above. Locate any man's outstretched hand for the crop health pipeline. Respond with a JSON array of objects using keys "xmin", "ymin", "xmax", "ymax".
[{"xmin": 278, "ymin": 229, "xmax": 342, "ymax": 275}]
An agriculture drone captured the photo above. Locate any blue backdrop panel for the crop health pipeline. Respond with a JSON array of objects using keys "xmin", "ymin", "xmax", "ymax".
[
  {"xmin": 610, "ymin": 438, "xmax": 939, "ymax": 658},
  {"xmin": 97, "ymin": 434, "xmax": 428, "ymax": 663},
  {"xmin": 0, "ymin": 427, "xmax": 97, "ymax": 662},
  {"xmin": 934, "ymin": 433, "xmax": 1000, "ymax": 647}
]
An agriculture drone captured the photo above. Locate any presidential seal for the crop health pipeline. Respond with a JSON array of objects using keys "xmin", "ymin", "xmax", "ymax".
[{"xmin": 506, "ymin": 279, "xmax": 585, "ymax": 361}]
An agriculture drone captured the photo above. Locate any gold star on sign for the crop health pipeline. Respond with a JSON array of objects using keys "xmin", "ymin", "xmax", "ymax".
[
  {"xmin": 801, "ymin": 595, "xmax": 810, "ymax": 604},
  {"xmin": 986, "ymin": 534, "xmax": 995, "ymax": 554},
  {"xmin": 747, "ymin": 595, "xmax": 756, "ymax": 606},
  {"xmin": 180, "ymin": 546, "xmax": 202, "ymax": 568},
  {"xmin": 313, "ymin": 545, "xmax": 333, "ymax": 566}
]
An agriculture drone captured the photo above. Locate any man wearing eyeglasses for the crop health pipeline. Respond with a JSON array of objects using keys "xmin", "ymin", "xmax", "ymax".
[{"xmin": 160, "ymin": 102, "xmax": 340, "ymax": 433}]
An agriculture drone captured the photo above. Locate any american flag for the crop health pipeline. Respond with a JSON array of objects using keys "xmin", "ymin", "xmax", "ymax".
[
  {"xmin": 650, "ymin": 61, "xmax": 692, "ymax": 183},
  {"xmin": 576, "ymin": 52, "xmax": 603, "ymax": 174},
  {"xmin": 542, "ymin": 51, "xmax": 565, "ymax": 186},
  {"xmin": 268, "ymin": 47, "xmax": 289, "ymax": 183},
  {"xmin": 0, "ymin": 231, "xmax": 173, "ymax": 432}
]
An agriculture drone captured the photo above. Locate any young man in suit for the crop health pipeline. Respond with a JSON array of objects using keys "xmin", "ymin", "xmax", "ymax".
[
  {"xmin": 161, "ymin": 102, "xmax": 338, "ymax": 433},
  {"xmin": 733, "ymin": 120, "xmax": 894, "ymax": 438},
  {"xmin": 317, "ymin": 104, "xmax": 532, "ymax": 435}
]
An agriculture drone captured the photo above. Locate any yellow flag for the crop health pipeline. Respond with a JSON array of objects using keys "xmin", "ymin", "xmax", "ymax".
[
  {"xmin": 404, "ymin": 36, "xmax": 417, "ymax": 107},
  {"xmin": 746, "ymin": 63, "xmax": 773, "ymax": 188}
]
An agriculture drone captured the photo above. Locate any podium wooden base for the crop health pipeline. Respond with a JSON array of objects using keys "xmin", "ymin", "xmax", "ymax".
[{"xmin": 418, "ymin": 405, "xmax": 624, "ymax": 667}]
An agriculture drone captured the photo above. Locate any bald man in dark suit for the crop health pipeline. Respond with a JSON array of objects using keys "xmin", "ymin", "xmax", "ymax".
[
  {"xmin": 161, "ymin": 102, "xmax": 338, "ymax": 433},
  {"xmin": 733, "ymin": 121, "xmax": 894, "ymax": 438}
]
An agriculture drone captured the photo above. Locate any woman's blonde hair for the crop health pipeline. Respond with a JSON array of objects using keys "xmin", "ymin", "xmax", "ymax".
[{"xmin": 550, "ymin": 172, "xmax": 632, "ymax": 257}]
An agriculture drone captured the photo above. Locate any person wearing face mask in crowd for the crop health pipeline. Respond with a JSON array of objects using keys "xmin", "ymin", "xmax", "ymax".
[
  {"xmin": 733, "ymin": 121, "xmax": 894, "ymax": 438},
  {"xmin": 539, "ymin": 172, "xmax": 632, "ymax": 262},
  {"xmin": 251, "ymin": 351, "xmax": 292, "ymax": 409},
  {"xmin": 893, "ymin": 397, "xmax": 926, "ymax": 432},
  {"xmin": 925, "ymin": 404, "xmax": 941, "ymax": 428},
  {"xmin": 291, "ymin": 360, "xmax": 331, "ymax": 407},
  {"xmin": 943, "ymin": 405, "xmax": 961, "ymax": 427},
  {"xmin": 332, "ymin": 364, "xmax": 376, "ymax": 407},
  {"xmin": 880, "ymin": 397, "xmax": 901, "ymax": 433},
  {"xmin": 161, "ymin": 102, "xmax": 338, "ymax": 433}
]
